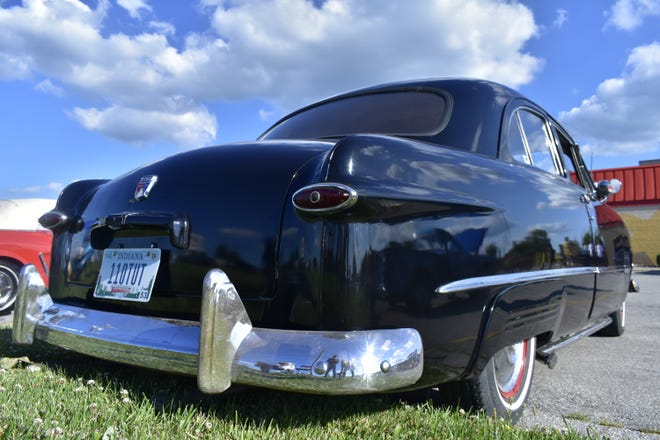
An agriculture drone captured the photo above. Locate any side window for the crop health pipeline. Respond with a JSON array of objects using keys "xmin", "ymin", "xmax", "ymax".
[
  {"xmin": 507, "ymin": 115, "xmax": 531, "ymax": 165},
  {"xmin": 551, "ymin": 125, "xmax": 584, "ymax": 188},
  {"xmin": 518, "ymin": 110, "xmax": 557, "ymax": 174},
  {"xmin": 508, "ymin": 109, "xmax": 559, "ymax": 175}
]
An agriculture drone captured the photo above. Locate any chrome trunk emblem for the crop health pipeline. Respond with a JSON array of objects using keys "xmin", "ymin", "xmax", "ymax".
[{"xmin": 134, "ymin": 175, "xmax": 158, "ymax": 201}]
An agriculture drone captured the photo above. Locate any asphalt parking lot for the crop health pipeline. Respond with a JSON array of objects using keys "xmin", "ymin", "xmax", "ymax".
[{"xmin": 521, "ymin": 268, "xmax": 660, "ymax": 438}]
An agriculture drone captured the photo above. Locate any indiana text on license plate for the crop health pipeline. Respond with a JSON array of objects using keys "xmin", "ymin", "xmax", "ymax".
[{"xmin": 94, "ymin": 249, "xmax": 161, "ymax": 302}]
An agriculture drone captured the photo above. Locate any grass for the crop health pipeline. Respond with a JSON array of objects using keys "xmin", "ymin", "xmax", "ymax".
[
  {"xmin": 563, "ymin": 413, "xmax": 591, "ymax": 422},
  {"xmin": 0, "ymin": 325, "xmax": 587, "ymax": 439},
  {"xmin": 564, "ymin": 413, "xmax": 658, "ymax": 436},
  {"xmin": 596, "ymin": 419, "xmax": 624, "ymax": 429}
]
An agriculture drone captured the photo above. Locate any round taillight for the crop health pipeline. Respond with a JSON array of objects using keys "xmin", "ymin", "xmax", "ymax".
[
  {"xmin": 38, "ymin": 210, "xmax": 69, "ymax": 230},
  {"xmin": 292, "ymin": 183, "xmax": 358, "ymax": 214}
]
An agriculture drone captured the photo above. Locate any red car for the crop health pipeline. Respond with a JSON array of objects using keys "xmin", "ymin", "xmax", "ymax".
[{"xmin": 0, "ymin": 199, "xmax": 54, "ymax": 313}]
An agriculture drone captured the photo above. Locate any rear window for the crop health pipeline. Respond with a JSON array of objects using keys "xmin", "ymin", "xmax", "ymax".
[{"xmin": 260, "ymin": 90, "xmax": 450, "ymax": 140}]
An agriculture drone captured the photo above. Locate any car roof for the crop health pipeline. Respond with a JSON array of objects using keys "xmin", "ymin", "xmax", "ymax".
[{"xmin": 331, "ymin": 77, "xmax": 523, "ymax": 101}]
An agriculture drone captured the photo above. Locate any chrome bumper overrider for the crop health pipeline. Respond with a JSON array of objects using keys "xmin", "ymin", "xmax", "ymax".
[{"xmin": 12, "ymin": 265, "xmax": 423, "ymax": 394}]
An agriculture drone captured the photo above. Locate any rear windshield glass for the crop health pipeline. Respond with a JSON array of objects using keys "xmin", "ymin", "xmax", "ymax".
[{"xmin": 260, "ymin": 91, "xmax": 449, "ymax": 140}]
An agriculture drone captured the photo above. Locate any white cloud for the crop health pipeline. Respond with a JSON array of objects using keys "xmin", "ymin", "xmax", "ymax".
[
  {"xmin": 258, "ymin": 108, "xmax": 274, "ymax": 121},
  {"xmin": 605, "ymin": 0, "xmax": 660, "ymax": 31},
  {"xmin": 10, "ymin": 181, "xmax": 64, "ymax": 195},
  {"xmin": 0, "ymin": 53, "xmax": 30, "ymax": 80},
  {"xmin": 34, "ymin": 79, "xmax": 64, "ymax": 96},
  {"xmin": 553, "ymin": 9, "xmax": 568, "ymax": 28},
  {"xmin": 205, "ymin": 0, "xmax": 541, "ymax": 107},
  {"xmin": 0, "ymin": 0, "xmax": 542, "ymax": 147},
  {"xmin": 71, "ymin": 105, "xmax": 217, "ymax": 147},
  {"xmin": 149, "ymin": 20, "xmax": 175, "ymax": 35},
  {"xmin": 559, "ymin": 42, "xmax": 660, "ymax": 156},
  {"xmin": 117, "ymin": 0, "xmax": 152, "ymax": 19}
]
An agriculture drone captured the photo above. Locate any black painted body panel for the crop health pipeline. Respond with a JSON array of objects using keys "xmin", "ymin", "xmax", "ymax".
[{"xmin": 46, "ymin": 78, "xmax": 632, "ymax": 387}]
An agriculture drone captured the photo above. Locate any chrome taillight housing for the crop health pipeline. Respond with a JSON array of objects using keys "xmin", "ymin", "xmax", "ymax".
[
  {"xmin": 38, "ymin": 210, "xmax": 69, "ymax": 230},
  {"xmin": 38, "ymin": 210, "xmax": 83, "ymax": 232},
  {"xmin": 292, "ymin": 183, "xmax": 358, "ymax": 214}
]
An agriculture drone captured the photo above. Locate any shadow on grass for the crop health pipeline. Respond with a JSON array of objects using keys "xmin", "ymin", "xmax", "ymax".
[{"xmin": 0, "ymin": 328, "xmax": 442, "ymax": 429}]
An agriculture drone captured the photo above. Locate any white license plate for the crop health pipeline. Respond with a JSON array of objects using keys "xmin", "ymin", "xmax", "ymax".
[{"xmin": 94, "ymin": 248, "xmax": 161, "ymax": 302}]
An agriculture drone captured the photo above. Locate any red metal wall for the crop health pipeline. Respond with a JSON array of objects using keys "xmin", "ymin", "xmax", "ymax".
[{"xmin": 592, "ymin": 164, "xmax": 660, "ymax": 206}]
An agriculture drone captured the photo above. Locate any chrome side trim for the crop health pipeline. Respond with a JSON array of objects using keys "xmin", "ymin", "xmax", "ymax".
[
  {"xmin": 536, "ymin": 315, "xmax": 612, "ymax": 357},
  {"xmin": 435, "ymin": 267, "xmax": 599, "ymax": 294},
  {"xmin": 38, "ymin": 252, "xmax": 49, "ymax": 277},
  {"xmin": 12, "ymin": 265, "xmax": 423, "ymax": 395}
]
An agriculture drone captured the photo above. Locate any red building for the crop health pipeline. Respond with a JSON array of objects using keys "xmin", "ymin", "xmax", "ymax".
[{"xmin": 592, "ymin": 163, "xmax": 660, "ymax": 266}]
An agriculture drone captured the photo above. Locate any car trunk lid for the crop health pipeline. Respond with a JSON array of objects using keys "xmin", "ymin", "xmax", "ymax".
[{"xmin": 61, "ymin": 141, "xmax": 332, "ymax": 317}]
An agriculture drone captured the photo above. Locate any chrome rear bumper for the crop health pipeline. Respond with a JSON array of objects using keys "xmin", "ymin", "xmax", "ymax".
[{"xmin": 12, "ymin": 265, "xmax": 423, "ymax": 395}]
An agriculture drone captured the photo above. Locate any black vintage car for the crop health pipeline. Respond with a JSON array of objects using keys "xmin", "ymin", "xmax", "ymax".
[{"xmin": 13, "ymin": 78, "xmax": 636, "ymax": 420}]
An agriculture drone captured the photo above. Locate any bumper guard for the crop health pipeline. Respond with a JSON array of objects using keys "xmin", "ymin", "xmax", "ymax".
[{"xmin": 12, "ymin": 265, "xmax": 423, "ymax": 395}]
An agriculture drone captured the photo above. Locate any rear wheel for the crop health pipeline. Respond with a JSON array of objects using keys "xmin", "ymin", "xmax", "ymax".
[
  {"xmin": 0, "ymin": 259, "xmax": 21, "ymax": 314},
  {"xmin": 459, "ymin": 337, "xmax": 537, "ymax": 421},
  {"xmin": 597, "ymin": 301, "xmax": 625, "ymax": 337}
]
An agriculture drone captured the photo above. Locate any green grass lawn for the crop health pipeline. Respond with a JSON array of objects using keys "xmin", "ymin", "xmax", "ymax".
[{"xmin": 0, "ymin": 324, "xmax": 587, "ymax": 439}]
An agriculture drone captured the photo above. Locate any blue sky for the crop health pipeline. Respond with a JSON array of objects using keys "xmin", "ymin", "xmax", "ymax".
[{"xmin": 1, "ymin": 0, "xmax": 659, "ymax": 201}]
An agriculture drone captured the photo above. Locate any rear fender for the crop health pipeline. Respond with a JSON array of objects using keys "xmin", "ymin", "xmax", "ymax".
[
  {"xmin": 48, "ymin": 179, "xmax": 109, "ymax": 293},
  {"xmin": 323, "ymin": 134, "xmax": 498, "ymax": 215},
  {"xmin": 465, "ymin": 279, "xmax": 567, "ymax": 376},
  {"xmin": 55, "ymin": 179, "xmax": 110, "ymax": 217}
]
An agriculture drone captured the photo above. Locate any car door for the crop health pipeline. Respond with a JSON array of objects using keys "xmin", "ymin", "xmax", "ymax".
[
  {"xmin": 549, "ymin": 125, "xmax": 632, "ymax": 322},
  {"xmin": 504, "ymin": 103, "xmax": 596, "ymax": 336}
]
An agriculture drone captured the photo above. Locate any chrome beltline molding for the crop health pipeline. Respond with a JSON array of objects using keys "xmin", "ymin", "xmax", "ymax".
[
  {"xmin": 13, "ymin": 265, "xmax": 423, "ymax": 395},
  {"xmin": 435, "ymin": 267, "xmax": 600, "ymax": 294}
]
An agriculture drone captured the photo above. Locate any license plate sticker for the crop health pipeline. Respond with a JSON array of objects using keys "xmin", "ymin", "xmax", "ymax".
[{"xmin": 94, "ymin": 248, "xmax": 161, "ymax": 302}]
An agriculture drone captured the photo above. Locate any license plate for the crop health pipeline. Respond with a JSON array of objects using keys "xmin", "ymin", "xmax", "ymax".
[{"xmin": 94, "ymin": 248, "xmax": 161, "ymax": 302}]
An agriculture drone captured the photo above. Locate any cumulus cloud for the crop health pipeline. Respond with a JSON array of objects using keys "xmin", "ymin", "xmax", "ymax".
[
  {"xmin": 10, "ymin": 181, "xmax": 64, "ymax": 196},
  {"xmin": 34, "ymin": 79, "xmax": 64, "ymax": 96},
  {"xmin": 605, "ymin": 0, "xmax": 660, "ymax": 31},
  {"xmin": 206, "ymin": 0, "xmax": 541, "ymax": 107},
  {"xmin": 553, "ymin": 9, "xmax": 568, "ymax": 28},
  {"xmin": 70, "ymin": 105, "xmax": 217, "ymax": 147},
  {"xmin": 149, "ymin": 20, "xmax": 175, "ymax": 35},
  {"xmin": 0, "ymin": 53, "xmax": 30, "ymax": 80},
  {"xmin": 117, "ymin": 0, "xmax": 152, "ymax": 19},
  {"xmin": 559, "ymin": 42, "xmax": 660, "ymax": 156},
  {"xmin": 0, "ymin": 0, "xmax": 542, "ymax": 148},
  {"xmin": 258, "ymin": 108, "xmax": 275, "ymax": 122}
]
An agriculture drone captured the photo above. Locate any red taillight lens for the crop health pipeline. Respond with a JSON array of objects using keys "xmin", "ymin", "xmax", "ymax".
[
  {"xmin": 38, "ymin": 210, "xmax": 69, "ymax": 230},
  {"xmin": 292, "ymin": 183, "xmax": 358, "ymax": 214}
]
